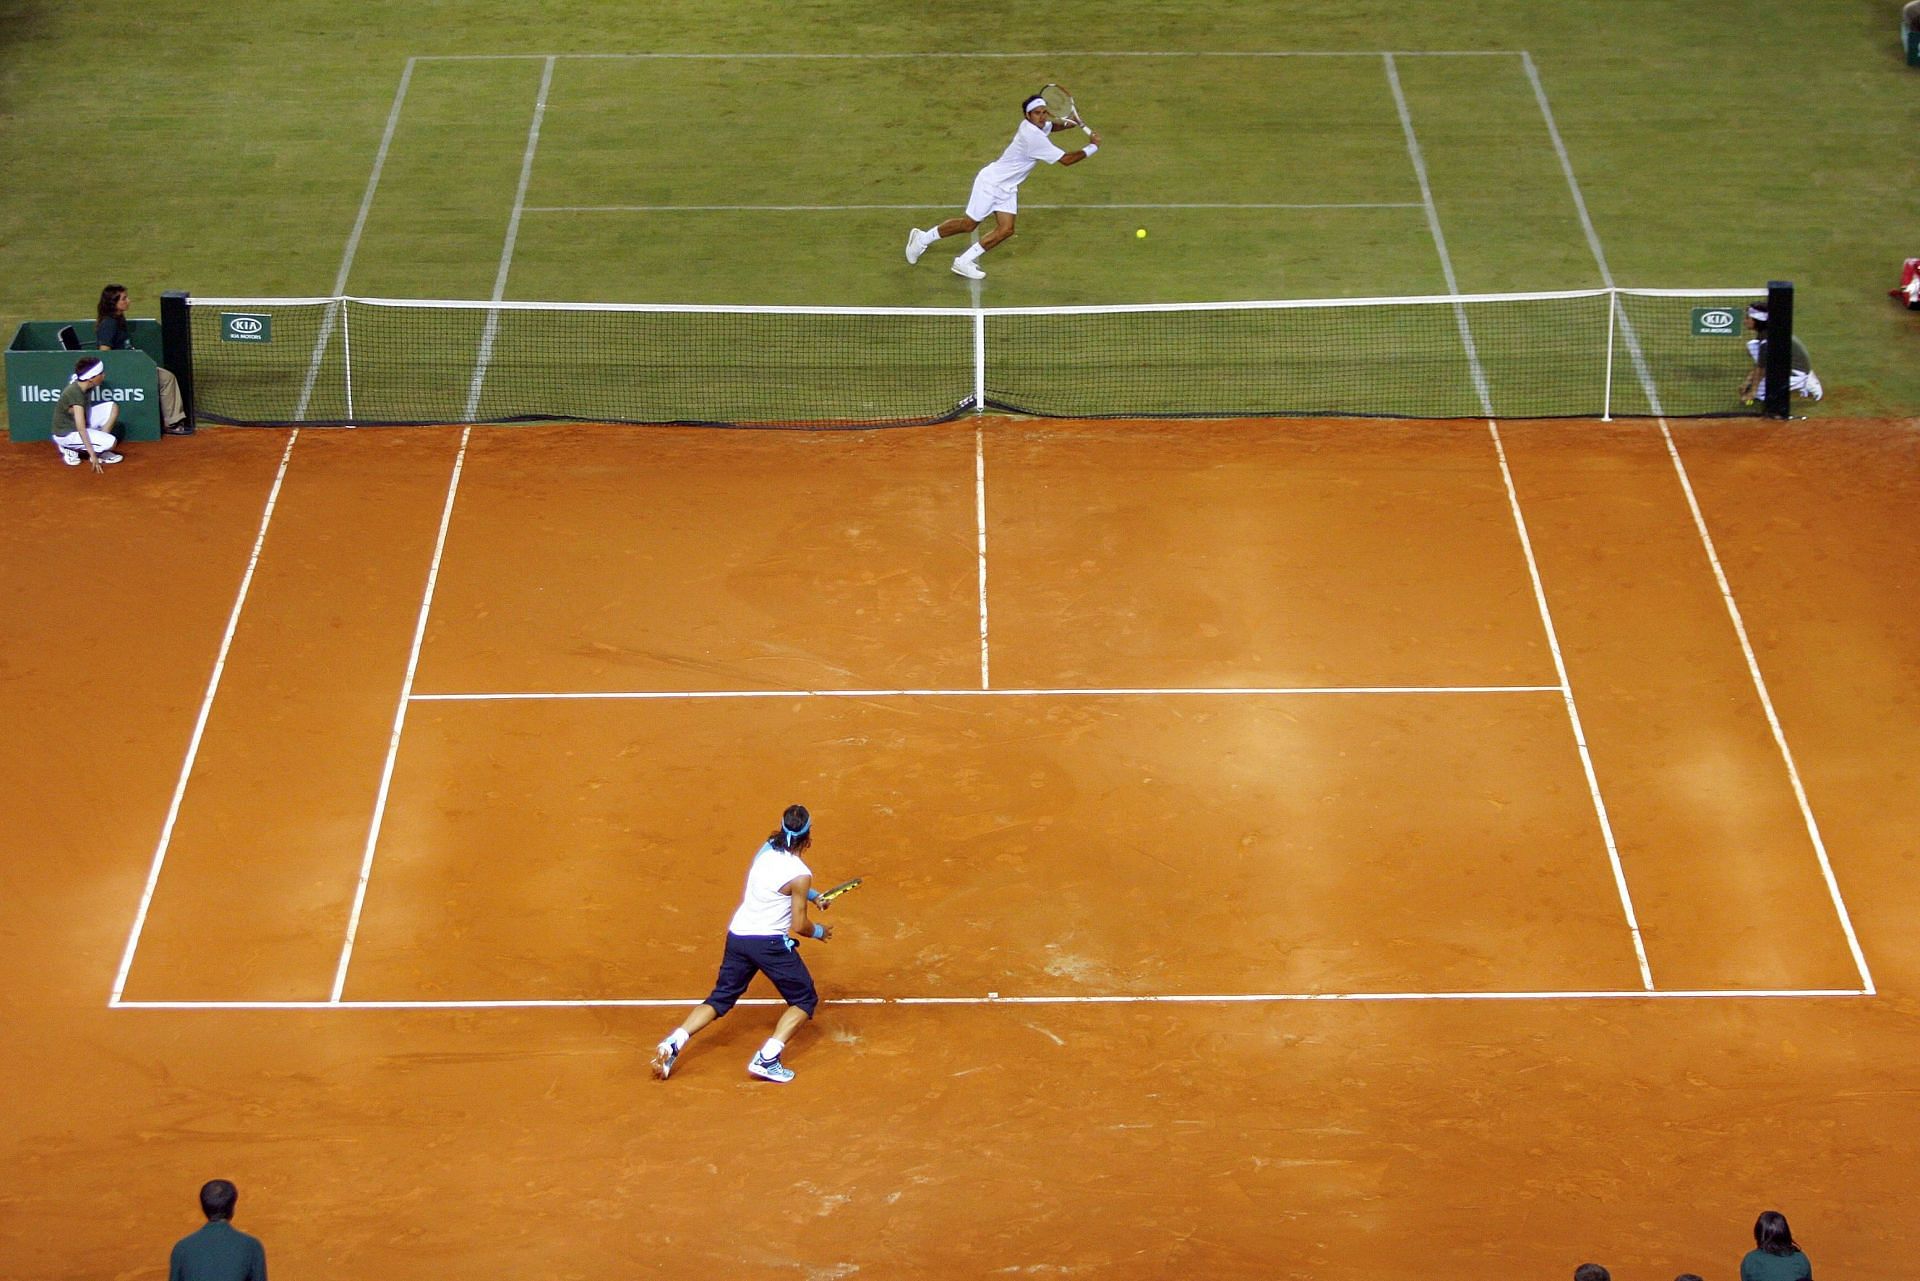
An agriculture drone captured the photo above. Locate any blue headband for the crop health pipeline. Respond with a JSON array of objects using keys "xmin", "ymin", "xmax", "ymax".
[{"xmin": 785, "ymin": 813, "xmax": 811, "ymax": 841}]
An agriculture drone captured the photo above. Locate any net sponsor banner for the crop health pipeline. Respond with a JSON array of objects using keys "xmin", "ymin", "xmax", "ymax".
[
  {"xmin": 220, "ymin": 312, "xmax": 272, "ymax": 342},
  {"xmin": 1690, "ymin": 307, "xmax": 1741, "ymax": 337}
]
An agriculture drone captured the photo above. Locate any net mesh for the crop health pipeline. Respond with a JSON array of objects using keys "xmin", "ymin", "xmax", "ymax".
[{"xmin": 186, "ymin": 289, "xmax": 1763, "ymax": 427}]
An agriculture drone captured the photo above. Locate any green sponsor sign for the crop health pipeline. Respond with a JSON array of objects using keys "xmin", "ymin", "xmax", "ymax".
[
  {"xmin": 221, "ymin": 312, "xmax": 272, "ymax": 342},
  {"xmin": 1690, "ymin": 306, "xmax": 1741, "ymax": 336}
]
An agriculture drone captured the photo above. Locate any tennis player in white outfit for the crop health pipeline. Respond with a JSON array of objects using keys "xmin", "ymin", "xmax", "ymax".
[
  {"xmin": 652, "ymin": 805, "xmax": 837, "ymax": 1083},
  {"xmin": 906, "ymin": 91, "xmax": 1102, "ymax": 280}
]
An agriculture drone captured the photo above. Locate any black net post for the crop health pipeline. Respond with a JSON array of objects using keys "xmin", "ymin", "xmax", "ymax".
[
  {"xmin": 160, "ymin": 290, "xmax": 195, "ymax": 429},
  {"xmin": 1761, "ymin": 280, "xmax": 1793, "ymax": 420}
]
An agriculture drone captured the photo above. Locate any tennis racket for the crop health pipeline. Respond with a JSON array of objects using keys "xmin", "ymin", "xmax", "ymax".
[
  {"xmin": 1039, "ymin": 83, "xmax": 1086, "ymax": 133},
  {"xmin": 816, "ymin": 877, "xmax": 864, "ymax": 907}
]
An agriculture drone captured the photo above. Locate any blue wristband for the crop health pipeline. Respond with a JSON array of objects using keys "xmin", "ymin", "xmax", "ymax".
[
  {"xmin": 806, "ymin": 888, "xmax": 820, "ymax": 902},
  {"xmin": 811, "ymin": 923, "xmax": 826, "ymax": 940}
]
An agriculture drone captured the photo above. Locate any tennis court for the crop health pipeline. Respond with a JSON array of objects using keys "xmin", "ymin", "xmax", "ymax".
[
  {"xmin": 6, "ymin": 406, "xmax": 1910, "ymax": 1278},
  {"xmin": 6, "ymin": 13, "xmax": 1919, "ymax": 1280}
]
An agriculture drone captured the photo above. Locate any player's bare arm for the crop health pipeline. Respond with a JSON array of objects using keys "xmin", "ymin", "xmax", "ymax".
[
  {"xmin": 786, "ymin": 877, "xmax": 833, "ymax": 941},
  {"xmin": 1059, "ymin": 129, "xmax": 1101, "ymax": 166}
]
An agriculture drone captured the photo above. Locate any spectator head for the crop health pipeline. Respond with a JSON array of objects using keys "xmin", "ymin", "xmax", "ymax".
[
  {"xmin": 1754, "ymin": 1209, "xmax": 1799, "ymax": 1256},
  {"xmin": 97, "ymin": 283, "xmax": 129, "ymax": 322},
  {"xmin": 199, "ymin": 1180, "xmax": 238, "ymax": 1221},
  {"xmin": 1574, "ymin": 1266, "xmax": 1611, "ymax": 1281}
]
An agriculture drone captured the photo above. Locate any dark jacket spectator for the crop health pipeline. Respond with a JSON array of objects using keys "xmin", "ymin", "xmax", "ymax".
[
  {"xmin": 169, "ymin": 1180, "xmax": 266, "ymax": 1281},
  {"xmin": 1740, "ymin": 1209, "xmax": 1812, "ymax": 1281}
]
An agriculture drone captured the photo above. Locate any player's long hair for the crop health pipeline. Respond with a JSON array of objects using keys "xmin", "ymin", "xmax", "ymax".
[
  {"xmin": 1753, "ymin": 1211, "xmax": 1800, "ymax": 1257},
  {"xmin": 96, "ymin": 284, "xmax": 128, "ymax": 325},
  {"xmin": 768, "ymin": 804, "xmax": 812, "ymax": 852}
]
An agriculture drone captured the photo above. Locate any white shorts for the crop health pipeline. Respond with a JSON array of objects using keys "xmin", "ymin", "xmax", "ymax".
[
  {"xmin": 1752, "ymin": 370, "xmax": 1825, "ymax": 402},
  {"xmin": 53, "ymin": 424, "xmax": 117, "ymax": 453},
  {"xmin": 965, "ymin": 171, "xmax": 1019, "ymax": 221}
]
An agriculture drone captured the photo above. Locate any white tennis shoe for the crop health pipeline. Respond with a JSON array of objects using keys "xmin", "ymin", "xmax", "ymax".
[
  {"xmin": 951, "ymin": 258, "xmax": 985, "ymax": 280},
  {"xmin": 905, "ymin": 229, "xmax": 933, "ymax": 265},
  {"xmin": 748, "ymin": 1053, "xmax": 795, "ymax": 1083}
]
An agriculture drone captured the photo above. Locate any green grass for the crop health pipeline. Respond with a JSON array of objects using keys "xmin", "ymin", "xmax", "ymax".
[{"xmin": 3, "ymin": 0, "xmax": 1916, "ymax": 428}]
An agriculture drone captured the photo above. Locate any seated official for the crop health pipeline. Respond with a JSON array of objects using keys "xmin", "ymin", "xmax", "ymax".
[{"xmin": 96, "ymin": 282, "xmax": 192, "ymax": 434}]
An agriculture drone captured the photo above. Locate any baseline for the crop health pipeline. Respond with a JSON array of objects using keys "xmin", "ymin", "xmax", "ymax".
[
  {"xmin": 413, "ymin": 51, "xmax": 1529, "ymax": 62},
  {"xmin": 410, "ymin": 685, "xmax": 1562, "ymax": 702},
  {"xmin": 112, "ymin": 987, "xmax": 1871, "ymax": 1012}
]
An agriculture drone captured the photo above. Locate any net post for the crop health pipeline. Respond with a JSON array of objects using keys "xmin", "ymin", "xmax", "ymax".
[
  {"xmin": 972, "ymin": 309, "xmax": 986, "ymax": 412},
  {"xmin": 1601, "ymin": 289, "xmax": 1617, "ymax": 421},
  {"xmin": 341, "ymin": 300, "xmax": 355, "ymax": 423},
  {"xmin": 1762, "ymin": 280, "xmax": 1793, "ymax": 419},
  {"xmin": 160, "ymin": 290, "xmax": 195, "ymax": 430}
]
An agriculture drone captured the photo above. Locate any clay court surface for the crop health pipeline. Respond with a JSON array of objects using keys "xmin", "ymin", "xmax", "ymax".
[{"xmin": 4, "ymin": 417, "xmax": 1917, "ymax": 1279}]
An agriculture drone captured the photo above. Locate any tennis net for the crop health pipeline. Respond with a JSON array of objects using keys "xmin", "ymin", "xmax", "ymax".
[{"xmin": 183, "ymin": 288, "xmax": 1764, "ymax": 427}]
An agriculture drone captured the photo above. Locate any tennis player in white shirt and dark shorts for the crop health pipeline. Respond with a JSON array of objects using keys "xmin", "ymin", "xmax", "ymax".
[
  {"xmin": 652, "ymin": 806, "xmax": 836, "ymax": 1084},
  {"xmin": 906, "ymin": 90, "xmax": 1102, "ymax": 280}
]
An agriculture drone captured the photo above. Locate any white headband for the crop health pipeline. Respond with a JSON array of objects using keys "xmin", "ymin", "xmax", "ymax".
[
  {"xmin": 76, "ymin": 359, "xmax": 105, "ymax": 380},
  {"xmin": 1024, "ymin": 96, "xmax": 1048, "ymax": 113},
  {"xmin": 1746, "ymin": 305, "xmax": 1768, "ymax": 322}
]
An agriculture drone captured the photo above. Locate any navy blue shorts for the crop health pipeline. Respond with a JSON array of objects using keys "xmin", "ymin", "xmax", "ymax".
[{"xmin": 703, "ymin": 932, "xmax": 818, "ymax": 1017}]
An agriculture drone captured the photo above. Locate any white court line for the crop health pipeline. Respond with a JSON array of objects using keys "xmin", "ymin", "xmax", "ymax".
[
  {"xmin": 1383, "ymin": 52, "xmax": 1492, "ymax": 416},
  {"xmin": 416, "ymin": 51, "xmax": 1527, "ymax": 62},
  {"xmin": 1521, "ymin": 55, "xmax": 1873, "ymax": 995},
  {"xmin": 1655, "ymin": 430, "xmax": 1877, "ymax": 994},
  {"xmin": 463, "ymin": 55, "xmax": 555, "ymax": 422},
  {"xmin": 328, "ymin": 427, "xmax": 472, "ymax": 1003},
  {"xmin": 525, "ymin": 202, "xmax": 1424, "ymax": 213},
  {"xmin": 110, "ymin": 987, "xmax": 1869, "ymax": 1011},
  {"xmin": 974, "ymin": 426, "xmax": 991, "ymax": 689},
  {"xmin": 1489, "ymin": 425, "xmax": 1654, "ymax": 989},
  {"xmin": 297, "ymin": 59, "xmax": 415, "ymax": 421},
  {"xmin": 108, "ymin": 433, "xmax": 302, "ymax": 1007},
  {"xmin": 1387, "ymin": 51, "xmax": 1648, "ymax": 988},
  {"xmin": 410, "ymin": 684, "xmax": 1562, "ymax": 702}
]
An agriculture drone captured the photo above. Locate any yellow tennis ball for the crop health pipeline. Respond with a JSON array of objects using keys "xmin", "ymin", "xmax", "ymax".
[{"xmin": 1135, "ymin": 227, "xmax": 1147, "ymax": 239}]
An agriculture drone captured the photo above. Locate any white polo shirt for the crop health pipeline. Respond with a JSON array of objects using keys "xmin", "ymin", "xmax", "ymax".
[
  {"xmin": 976, "ymin": 120, "xmax": 1067, "ymax": 191},
  {"xmin": 728, "ymin": 842, "xmax": 813, "ymax": 936}
]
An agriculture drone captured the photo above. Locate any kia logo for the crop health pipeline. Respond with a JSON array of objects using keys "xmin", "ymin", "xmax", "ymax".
[
  {"xmin": 230, "ymin": 317, "xmax": 264, "ymax": 334},
  {"xmin": 1701, "ymin": 310, "xmax": 1734, "ymax": 328}
]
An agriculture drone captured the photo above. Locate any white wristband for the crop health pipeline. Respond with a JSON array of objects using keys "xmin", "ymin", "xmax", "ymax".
[{"xmin": 1083, "ymin": 143, "xmax": 1098, "ymax": 157}]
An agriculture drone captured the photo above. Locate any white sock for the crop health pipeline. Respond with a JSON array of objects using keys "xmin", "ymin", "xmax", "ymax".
[
  {"xmin": 958, "ymin": 243, "xmax": 984, "ymax": 264},
  {"xmin": 759, "ymin": 1038, "xmax": 785, "ymax": 1061},
  {"xmin": 666, "ymin": 1028, "xmax": 689, "ymax": 1051}
]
